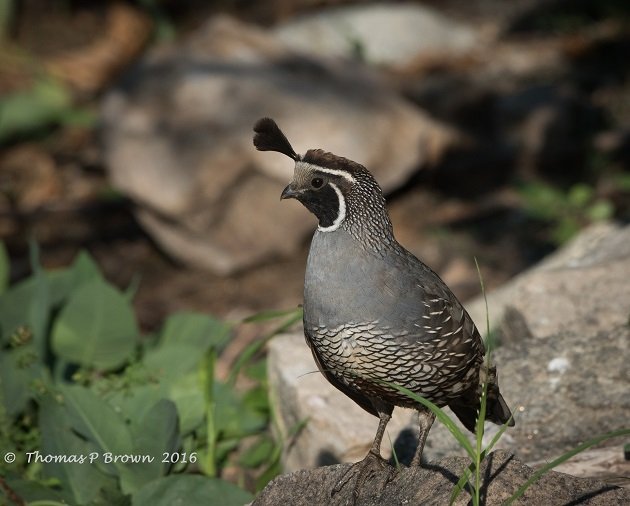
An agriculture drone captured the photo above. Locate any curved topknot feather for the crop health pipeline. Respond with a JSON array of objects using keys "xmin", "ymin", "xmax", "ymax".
[{"xmin": 253, "ymin": 118, "xmax": 300, "ymax": 161}]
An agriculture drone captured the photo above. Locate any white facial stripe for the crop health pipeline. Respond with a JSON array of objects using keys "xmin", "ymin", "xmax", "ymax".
[
  {"xmin": 318, "ymin": 183, "xmax": 346, "ymax": 233},
  {"xmin": 296, "ymin": 162, "xmax": 356, "ymax": 183}
]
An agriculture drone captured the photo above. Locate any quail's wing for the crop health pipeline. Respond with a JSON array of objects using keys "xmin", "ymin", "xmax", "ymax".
[{"xmin": 381, "ymin": 251, "xmax": 486, "ymax": 375}]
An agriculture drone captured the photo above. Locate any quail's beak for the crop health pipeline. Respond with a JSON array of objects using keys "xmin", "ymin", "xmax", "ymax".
[{"xmin": 280, "ymin": 184, "xmax": 301, "ymax": 200}]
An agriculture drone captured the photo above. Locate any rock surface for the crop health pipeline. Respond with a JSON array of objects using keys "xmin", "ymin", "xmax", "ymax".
[
  {"xmin": 466, "ymin": 222, "xmax": 630, "ymax": 339},
  {"xmin": 101, "ymin": 15, "xmax": 454, "ymax": 274},
  {"xmin": 267, "ymin": 222, "xmax": 630, "ymax": 472},
  {"xmin": 273, "ymin": 4, "xmax": 480, "ymax": 67},
  {"xmin": 253, "ymin": 450, "xmax": 630, "ymax": 505}
]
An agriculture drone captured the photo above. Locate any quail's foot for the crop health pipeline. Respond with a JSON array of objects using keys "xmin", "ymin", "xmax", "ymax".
[{"xmin": 332, "ymin": 450, "xmax": 394, "ymax": 504}]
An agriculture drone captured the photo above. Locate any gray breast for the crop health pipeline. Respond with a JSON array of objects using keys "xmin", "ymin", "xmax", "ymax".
[{"xmin": 303, "ymin": 228, "xmax": 482, "ymax": 405}]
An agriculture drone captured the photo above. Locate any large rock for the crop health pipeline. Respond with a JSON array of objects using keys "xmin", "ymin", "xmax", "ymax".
[
  {"xmin": 101, "ymin": 15, "xmax": 454, "ymax": 274},
  {"xmin": 466, "ymin": 222, "xmax": 630, "ymax": 340},
  {"xmin": 273, "ymin": 4, "xmax": 481, "ymax": 67},
  {"xmin": 267, "ymin": 222, "xmax": 630, "ymax": 472},
  {"xmin": 253, "ymin": 450, "xmax": 630, "ymax": 505}
]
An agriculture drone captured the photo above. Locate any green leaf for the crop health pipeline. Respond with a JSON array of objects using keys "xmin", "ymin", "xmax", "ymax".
[
  {"xmin": 586, "ymin": 200, "xmax": 614, "ymax": 221},
  {"xmin": 132, "ymin": 474, "xmax": 252, "ymax": 506},
  {"xmin": 2, "ymin": 478, "xmax": 72, "ymax": 505},
  {"xmin": 143, "ymin": 344, "xmax": 203, "ymax": 382},
  {"xmin": 213, "ymin": 381, "xmax": 266, "ymax": 439},
  {"xmin": 105, "ymin": 384, "xmax": 165, "ymax": 426},
  {"xmin": 242, "ymin": 383, "xmax": 270, "ymax": 414},
  {"xmin": 227, "ymin": 309, "xmax": 303, "ymax": 386},
  {"xmin": 567, "ymin": 183, "xmax": 593, "ymax": 208},
  {"xmin": 0, "ymin": 241, "xmax": 8, "ymax": 294},
  {"xmin": 0, "ymin": 267, "xmax": 50, "ymax": 355},
  {"xmin": 0, "ymin": 77, "xmax": 72, "ymax": 142},
  {"xmin": 244, "ymin": 359, "xmax": 267, "ymax": 382},
  {"xmin": 167, "ymin": 372, "xmax": 205, "ymax": 434},
  {"xmin": 121, "ymin": 399, "xmax": 180, "ymax": 494},
  {"xmin": 39, "ymin": 396, "xmax": 117, "ymax": 505},
  {"xmin": 0, "ymin": 345, "xmax": 44, "ymax": 416},
  {"xmin": 52, "ymin": 279, "xmax": 138, "ymax": 369},
  {"xmin": 160, "ymin": 312, "xmax": 231, "ymax": 351},
  {"xmin": 60, "ymin": 385, "xmax": 134, "ymax": 458},
  {"xmin": 136, "ymin": 345, "xmax": 208, "ymax": 434},
  {"xmin": 238, "ymin": 436, "xmax": 275, "ymax": 468},
  {"xmin": 70, "ymin": 250, "xmax": 104, "ymax": 285},
  {"xmin": 60, "ymin": 384, "xmax": 168, "ymax": 496}
]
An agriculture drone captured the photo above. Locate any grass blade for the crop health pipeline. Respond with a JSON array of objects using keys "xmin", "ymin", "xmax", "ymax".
[
  {"xmin": 449, "ymin": 464, "xmax": 474, "ymax": 505},
  {"xmin": 505, "ymin": 428, "xmax": 630, "ymax": 504},
  {"xmin": 227, "ymin": 309, "xmax": 302, "ymax": 386},
  {"xmin": 385, "ymin": 382, "xmax": 475, "ymax": 459},
  {"xmin": 242, "ymin": 308, "xmax": 302, "ymax": 323}
]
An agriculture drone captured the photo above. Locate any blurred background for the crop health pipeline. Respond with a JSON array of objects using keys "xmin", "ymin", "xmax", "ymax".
[
  {"xmin": 1, "ymin": 0, "xmax": 629, "ymax": 501},
  {"xmin": 1, "ymin": 0, "xmax": 629, "ymax": 327}
]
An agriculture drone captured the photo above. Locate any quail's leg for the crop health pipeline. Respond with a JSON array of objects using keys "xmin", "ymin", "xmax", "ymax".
[
  {"xmin": 332, "ymin": 405, "xmax": 395, "ymax": 500},
  {"xmin": 410, "ymin": 408, "xmax": 436, "ymax": 467}
]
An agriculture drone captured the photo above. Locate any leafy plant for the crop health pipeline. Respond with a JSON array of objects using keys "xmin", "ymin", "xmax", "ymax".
[
  {"xmin": 518, "ymin": 181, "xmax": 614, "ymax": 244},
  {"xmin": 0, "ymin": 73, "xmax": 96, "ymax": 143},
  {"xmin": 0, "ymin": 244, "xmax": 297, "ymax": 505}
]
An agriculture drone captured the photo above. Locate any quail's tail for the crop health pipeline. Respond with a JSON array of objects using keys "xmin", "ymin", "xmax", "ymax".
[{"xmin": 449, "ymin": 366, "xmax": 515, "ymax": 433}]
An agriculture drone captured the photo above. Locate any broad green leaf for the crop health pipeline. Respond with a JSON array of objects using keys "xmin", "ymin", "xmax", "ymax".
[
  {"xmin": 168, "ymin": 372, "xmax": 205, "ymax": 434},
  {"xmin": 213, "ymin": 381, "xmax": 266, "ymax": 439},
  {"xmin": 2, "ymin": 478, "xmax": 72, "ymax": 504},
  {"xmin": 52, "ymin": 279, "xmax": 138, "ymax": 369},
  {"xmin": 120, "ymin": 399, "xmax": 180, "ymax": 494},
  {"xmin": 0, "ymin": 345, "xmax": 44, "ymax": 416},
  {"xmin": 60, "ymin": 384, "xmax": 163, "ymax": 495},
  {"xmin": 45, "ymin": 250, "xmax": 104, "ymax": 307},
  {"xmin": 60, "ymin": 385, "xmax": 134, "ymax": 458},
  {"xmin": 105, "ymin": 384, "xmax": 165, "ymax": 426},
  {"xmin": 69, "ymin": 250, "xmax": 104, "ymax": 288},
  {"xmin": 39, "ymin": 397, "xmax": 117, "ymax": 505},
  {"xmin": 160, "ymin": 312, "xmax": 231, "ymax": 351},
  {"xmin": 132, "ymin": 474, "xmax": 252, "ymax": 506},
  {"xmin": 0, "ymin": 269, "xmax": 50, "ymax": 355},
  {"xmin": 45, "ymin": 269, "xmax": 76, "ymax": 307},
  {"xmin": 143, "ymin": 344, "xmax": 202, "ymax": 382}
]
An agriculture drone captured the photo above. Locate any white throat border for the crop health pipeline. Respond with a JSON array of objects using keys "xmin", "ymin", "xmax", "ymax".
[{"xmin": 317, "ymin": 183, "xmax": 346, "ymax": 232}]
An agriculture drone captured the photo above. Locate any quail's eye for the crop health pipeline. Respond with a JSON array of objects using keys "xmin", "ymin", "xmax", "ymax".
[{"xmin": 311, "ymin": 177, "xmax": 324, "ymax": 189}]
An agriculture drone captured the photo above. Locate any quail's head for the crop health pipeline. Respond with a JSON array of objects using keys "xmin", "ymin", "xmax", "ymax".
[{"xmin": 253, "ymin": 117, "xmax": 389, "ymax": 235}]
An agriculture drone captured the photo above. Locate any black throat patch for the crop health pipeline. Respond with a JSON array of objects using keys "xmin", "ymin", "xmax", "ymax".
[{"xmin": 298, "ymin": 184, "xmax": 341, "ymax": 229}]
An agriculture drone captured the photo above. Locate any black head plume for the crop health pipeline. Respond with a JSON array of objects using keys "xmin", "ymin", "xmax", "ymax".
[{"xmin": 253, "ymin": 118, "xmax": 300, "ymax": 161}]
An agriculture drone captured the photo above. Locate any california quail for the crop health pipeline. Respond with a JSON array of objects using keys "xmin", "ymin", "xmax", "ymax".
[{"xmin": 253, "ymin": 118, "xmax": 514, "ymax": 495}]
